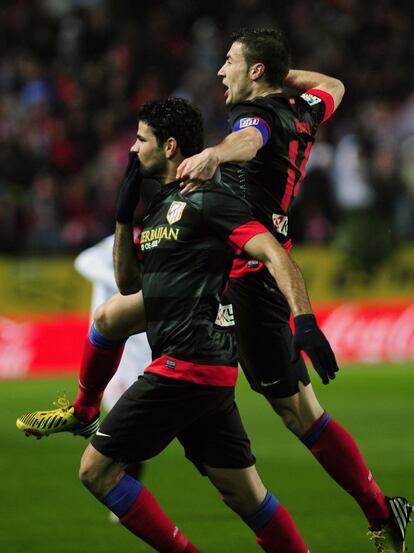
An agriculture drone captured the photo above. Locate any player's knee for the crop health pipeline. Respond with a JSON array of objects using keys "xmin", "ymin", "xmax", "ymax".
[
  {"xmin": 268, "ymin": 395, "xmax": 320, "ymax": 436},
  {"xmin": 93, "ymin": 303, "xmax": 113, "ymax": 337},
  {"xmin": 277, "ymin": 407, "xmax": 303, "ymax": 436},
  {"xmin": 277, "ymin": 406, "xmax": 326, "ymax": 437},
  {"xmin": 220, "ymin": 489, "xmax": 244, "ymax": 513},
  {"xmin": 79, "ymin": 456, "xmax": 114, "ymax": 498},
  {"xmin": 219, "ymin": 487, "xmax": 258, "ymax": 516},
  {"xmin": 79, "ymin": 446, "xmax": 126, "ymax": 500},
  {"xmin": 94, "ymin": 299, "xmax": 135, "ymax": 339},
  {"xmin": 79, "ymin": 457, "xmax": 101, "ymax": 493}
]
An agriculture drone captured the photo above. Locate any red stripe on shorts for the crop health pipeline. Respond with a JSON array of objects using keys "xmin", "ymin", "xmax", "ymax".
[{"xmin": 145, "ymin": 355, "xmax": 238, "ymax": 387}]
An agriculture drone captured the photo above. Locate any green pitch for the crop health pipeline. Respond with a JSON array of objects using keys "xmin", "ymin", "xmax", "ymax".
[{"xmin": 2, "ymin": 364, "xmax": 413, "ymax": 553}]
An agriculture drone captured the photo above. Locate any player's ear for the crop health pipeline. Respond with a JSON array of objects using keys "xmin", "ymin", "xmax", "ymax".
[
  {"xmin": 250, "ymin": 62, "xmax": 265, "ymax": 81},
  {"xmin": 165, "ymin": 137, "xmax": 178, "ymax": 159}
]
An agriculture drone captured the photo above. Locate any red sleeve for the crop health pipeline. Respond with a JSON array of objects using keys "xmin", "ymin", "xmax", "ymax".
[
  {"xmin": 227, "ymin": 220, "xmax": 268, "ymax": 254},
  {"xmin": 306, "ymin": 88, "xmax": 335, "ymax": 123}
]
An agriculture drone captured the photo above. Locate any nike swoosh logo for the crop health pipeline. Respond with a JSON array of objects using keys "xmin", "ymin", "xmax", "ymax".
[
  {"xmin": 96, "ymin": 430, "xmax": 111, "ymax": 437},
  {"xmin": 260, "ymin": 379, "xmax": 282, "ymax": 387}
]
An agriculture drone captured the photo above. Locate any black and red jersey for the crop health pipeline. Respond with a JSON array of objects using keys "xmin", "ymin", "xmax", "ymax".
[
  {"xmin": 222, "ymin": 88, "xmax": 334, "ymax": 252},
  {"xmin": 139, "ymin": 179, "xmax": 267, "ymax": 386}
]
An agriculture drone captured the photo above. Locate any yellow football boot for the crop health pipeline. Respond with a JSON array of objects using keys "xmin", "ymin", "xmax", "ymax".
[{"xmin": 16, "ymin": 394, "xmax": 99, "ymax": 439}]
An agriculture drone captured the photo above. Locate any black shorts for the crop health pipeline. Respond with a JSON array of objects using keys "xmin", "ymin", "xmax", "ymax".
[
  {"xmin": 91, "ymin": 372, "xmax": 255, "ymax": 474},
  {"xmin": 227, "ymin": 268, "xmax": 310, "ymax": 398}
]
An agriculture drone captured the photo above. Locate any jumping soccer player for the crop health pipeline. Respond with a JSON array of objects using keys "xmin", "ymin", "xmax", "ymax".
[
  {"xmin": 175, "ymin": 28, "xmax": 412, "ymax": 553},
  {"xmin": 79, "ymin": 97, "xmax": 328, "ymax": 552}
]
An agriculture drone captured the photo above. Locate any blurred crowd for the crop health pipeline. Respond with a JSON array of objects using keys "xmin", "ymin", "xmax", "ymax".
[{"xmin": 0, "ymin": 0, "xmax": 413, "ymax": 254}]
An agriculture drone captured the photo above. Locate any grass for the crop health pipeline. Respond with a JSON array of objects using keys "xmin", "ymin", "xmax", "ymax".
[{"xmin": 2, "ymin": 364, "xmax": 414, "ymax": 552}]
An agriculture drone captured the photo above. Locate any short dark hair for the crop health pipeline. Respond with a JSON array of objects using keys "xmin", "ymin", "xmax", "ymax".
[
  {"xmin": 137, "ymin": 97, "xmax": 203, "ymax": 157},
  {"xmin": 231, "ymin": 27, "xmax": 290, "ymax": 87}
]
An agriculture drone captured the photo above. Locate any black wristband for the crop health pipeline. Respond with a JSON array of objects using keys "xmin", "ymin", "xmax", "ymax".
[{"xmin": 294, "ymin": 313, "xmax": 317, "ymax": 329}]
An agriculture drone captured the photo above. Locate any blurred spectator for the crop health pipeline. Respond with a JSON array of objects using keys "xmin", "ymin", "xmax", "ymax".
[
  {"xmin": 369, "ymin": 142, "xmax": 403, "ymax": 228},
  {"xmin": 0, "ymin": 0, "xmax": 413, "ymax": 253},
  {"xmin": 395, "ymin": 137, "xmax": 414, "ymax": 239},
  {"xmin": 27, "ymin": 173, "xmax": 62, "ymax": 252},
  {"xmin": 331, "ymin": 133, "xmax": 373, "ymax": 211}
]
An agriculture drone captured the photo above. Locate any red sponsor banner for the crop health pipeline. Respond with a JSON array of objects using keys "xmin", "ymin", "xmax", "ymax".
[
  {"xmin": 0, "ymin": 314, "xmax": 88, "ymax": 379},
  {"xmin": 1, "ymin": 302, "xmax": 413, "ymax": 379},
  {"xmin": 316, "ymin": 302, "xmax": 414, "ymax": 363}
]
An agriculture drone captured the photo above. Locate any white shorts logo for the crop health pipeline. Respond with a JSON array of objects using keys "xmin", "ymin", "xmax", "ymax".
[
  {"xmin": 301, "ymin": 93, "xmax": 322, "ymax": 106},
  {"xmin": 215, "ymin": 303, "xmax": 235, "ymax": 327},
  {"xmin": 167, "ymin": 201, "xmax": 186, "ymax": 224},
  {"xmin": 272, "ymin": 213, "xmax": 288, "ymax": 236},
  {"xmin": 96, "ymin": 430, "xmax": 111, "ymax": 437},
  {"xmin": 260, "ymin": 379, "xmax": 281, "ymax": 387}
]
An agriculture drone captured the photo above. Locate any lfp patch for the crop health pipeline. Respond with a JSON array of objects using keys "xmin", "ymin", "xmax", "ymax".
[
  {"xmin": 232, "ymin": 116, "xmax": 270, "ymax": 144},
  {"xmin": 239, "ymin": 117, "xmax": 260, "ymax": 128},
  {"xmin": 166, "ymin": 201, "xmax": 186, "ymax": 224},
  {"xmin": 301, "ymin": 93, "xmax": 322, "ymax": 106}
]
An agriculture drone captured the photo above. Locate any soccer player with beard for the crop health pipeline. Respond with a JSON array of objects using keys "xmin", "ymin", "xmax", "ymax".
[
  {"xmin": 78, "ymin": 97, "xmax": 326, "ymax": 552},
  {"xmin": 175, "ymin": 27, "xmax": 411, "ymax": 553}
]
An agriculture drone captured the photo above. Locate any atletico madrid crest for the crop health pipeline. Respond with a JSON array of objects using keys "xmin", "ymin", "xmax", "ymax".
[{"xmin": 166, "ymin": 201, "xmax": 186, "ymax": 224}]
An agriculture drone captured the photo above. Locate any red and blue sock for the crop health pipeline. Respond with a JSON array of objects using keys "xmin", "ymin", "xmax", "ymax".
[
  {"xmin": 73, "ymin": 324, "xmax": 126, "ymax": 422},
  {"xmin": 102, "ymin": 474, "xmax": 201, "ymax": 552},
  {"xmin": 301, "ymin": 411, "xmax": 390, "ymax": 529},
  {"xmin": 243, "ymin": 491, "xmax": 309, "ymax": 552}
]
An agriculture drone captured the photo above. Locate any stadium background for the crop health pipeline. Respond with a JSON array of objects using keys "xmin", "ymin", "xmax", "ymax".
[{"xmin": 0, "ymin": 0, "xmax": 413, "ymax": 551}]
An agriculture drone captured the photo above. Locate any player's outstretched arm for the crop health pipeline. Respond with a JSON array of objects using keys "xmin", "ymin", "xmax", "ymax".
[
  {"xmin": 285, "ymin": 69, "xmax": 345, "ymax": 111},
  {"xmin": 113, "ymin": 151, "xmax": 143, "ymax": 295},
  {"xmin": 176, "ymin": 126, "xmax": 263, "ymax": 189},
  {"xmin": 243, "ymin": 232, "xmax": 339, "ymax": 384},
  {"xmin": 243, "ymin": 232, "xmax": 311, "ymax": 316}
]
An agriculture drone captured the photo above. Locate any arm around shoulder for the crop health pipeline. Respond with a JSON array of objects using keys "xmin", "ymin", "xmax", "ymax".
[
  {"xmin": 242, "ymin": 231, "xmax": 339, "ymax": 384},
  {"xmin": 176, "ymin": 126, "xmax": 263, "ymax": 184},
  {"xmin": 242, "ymin": 231, "xmax": 312, "ymax": 316}
]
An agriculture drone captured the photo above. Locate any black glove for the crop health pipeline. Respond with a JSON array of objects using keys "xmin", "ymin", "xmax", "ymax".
[
  {"xmin": 116, "ymin": 152, "xmax": 142, "ymax": 224},
  {"xmin": 291, "ymin": 314, "xmax": 339, "ymax": 385}
]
